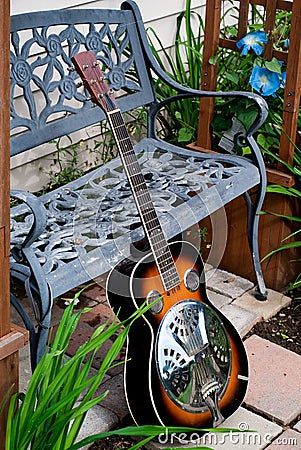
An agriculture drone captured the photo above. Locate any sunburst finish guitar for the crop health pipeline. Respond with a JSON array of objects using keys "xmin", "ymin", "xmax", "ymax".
[{"xmin": 72, "ymin": 51, "xmax": 249, "ymax": 428}]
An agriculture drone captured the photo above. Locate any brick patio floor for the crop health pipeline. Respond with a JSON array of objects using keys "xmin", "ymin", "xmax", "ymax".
[{"xmin": 17, "ymin": 268, "xmax": 301, "ymax": 449}]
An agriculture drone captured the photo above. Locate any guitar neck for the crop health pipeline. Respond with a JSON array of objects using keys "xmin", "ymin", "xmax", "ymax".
[{"xmin": 107, "ymin": 108, "xmax": 180, "ymax": 291}]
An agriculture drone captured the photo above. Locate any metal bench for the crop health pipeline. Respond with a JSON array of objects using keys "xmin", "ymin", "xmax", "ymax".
[{"xmin": 10, "ymin": 0, "xmax": 268, "ymax": 369}]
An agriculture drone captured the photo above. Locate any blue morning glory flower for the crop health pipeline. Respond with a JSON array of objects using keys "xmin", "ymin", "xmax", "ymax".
[
  {"xmin": 280, "ymin": 71, "xmax": 286, "ymax": 88},
  {"xmin": 237, "ymin": 31, "xmax": 268, "ymax": 56},
  {"xmin": 249, "ymin": 66, "xmax": 281, "ymax": 96}
]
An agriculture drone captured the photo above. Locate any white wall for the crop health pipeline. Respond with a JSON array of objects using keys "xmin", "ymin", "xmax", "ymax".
[
  {"xmin": 10, "ymin": 0, "xmax": 206, "ymax": 191},
  {"xmin": 11, "ymin": 0, "xmax": 205, "ymax": 56}
]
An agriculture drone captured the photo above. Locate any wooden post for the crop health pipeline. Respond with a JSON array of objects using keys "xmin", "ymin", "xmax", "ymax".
[
  {"xmin": 0, "ymin": 1, "xmax": 28, "ymax": 445},
  {"xmin": 197, "ymin": 0, "xmax": 222, "ymax": 149},
  {"xmin": 279, "ymin": 0, "xmax": 301, "ymax": 167}
]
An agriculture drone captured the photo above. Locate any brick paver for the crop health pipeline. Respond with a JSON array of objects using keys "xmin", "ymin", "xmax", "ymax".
[
  {"xmin": 233, "ymin": 288, "xmax": 291, "ymax": 320},
  {"xmin": 75, "ymin": 404, "xmax": 118, "ymax": 450},
  {"xmin": 294, "ymin": 419, "xmax": 301, "ymax": 432},
  {"xmin": 206, "ymin": 268, "xmax": 254, "ymax": 299},
  {"xmin": 207, "ymin": 289, "xmax": 233, "ymax": 309},
  {"xmin": 244, "ymin": 335, "xmax": 301, "ymax": 425},
  {"xmin": 220, "ymin": 303, "xmax": 260, "ymax": 336},
  {"xmin": 95, "ymin": 372, "xmax": 130, "ymax": 421},
  {"xmin": 80, "ymin": 279, "xmax": 107, "ymax": 303}
]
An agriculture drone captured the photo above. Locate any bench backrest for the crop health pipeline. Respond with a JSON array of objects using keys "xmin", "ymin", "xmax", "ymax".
[{"xmin": 10, "ymin": 1, "xmax": 155, "ymax": 157}]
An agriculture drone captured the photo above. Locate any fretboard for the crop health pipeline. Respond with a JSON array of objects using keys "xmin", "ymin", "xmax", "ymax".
[{"xmin": 107, "ymin": 108, "xmax": 180, "ymax": 291}]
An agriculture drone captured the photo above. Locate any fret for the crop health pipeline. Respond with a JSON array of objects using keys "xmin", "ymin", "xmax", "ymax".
[
  {"xmin": 143, "ymin": 219, "xmax": 161, "ymax": 233},
  {"xmin": 134, "ymin": 194, "xmax": 154, "ymax": 213},
  {"xmin": 128, "ymin": 173, "xmax": 146, "ymax": 189},
  {"xmin": 162, "ymin": 267, "xmax": 180, "ymax": 281},
  {"xmin": 157, "ymin": 261, "xmax": 175, "ymax": 274},
  {"xmin": 165, "ymin": 280, "xmax": 181, "ymax": 292}
]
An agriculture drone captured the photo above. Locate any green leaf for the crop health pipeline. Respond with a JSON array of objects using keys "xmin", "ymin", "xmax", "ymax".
[
  {"xmin": 262, "ymin": 241, "xmax": 301, "ymax": 261},
  {"xmin": 265, "ymin": 57, "xmax": 282, "ymax": 74},
  {"xmin": 209, "ymin": 54, "xmax": 218, "ymax": 65},
  {"xmin": 225, "ymin": 72, "xmax": 239, "ymax": 84},
  {"xmin": 237, "ymin": 106, "xmax": 258, "ymax": 131},
  {"xmin": 70, "ymin": 425, "xmax": 236, "ymax": 450},
  {"xmin": 260, "ymin": 210, "xmax": 301, "ymax": 223},
  {"xmin": 266, "ymin": 184, "xmax": 301, "ymax": 198},
  {"xmin": 178, "ymin": 127, "xmax": 193, "ymax": 143},
  {"xmin": 242, "ymin": 146, "xmax": 252, "ymax": 155},
  {"xmin": 281, "ymin": 333, "xmax": 290, "ymax": 340}
]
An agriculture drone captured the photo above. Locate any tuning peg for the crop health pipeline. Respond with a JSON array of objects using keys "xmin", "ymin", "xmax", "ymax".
[
  {"xmin": 84, "ymin": 96, "xmax": 91, "ymax": 102},
  {"xmin": 92, "ymin": 61, "xmax": 100, "ymax": 67},
  {"xmin": 67, "ymin": 66, "xmax": 76, "ymax": 72},
  {"xmin": 76, "ymin": 81, "xmax": 83, "ymax": 88}
]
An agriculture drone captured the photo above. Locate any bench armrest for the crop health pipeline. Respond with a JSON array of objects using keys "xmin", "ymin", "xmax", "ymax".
[{"xmin": 123, "ymin": 0, "xmax": 268, "ymax": 138}]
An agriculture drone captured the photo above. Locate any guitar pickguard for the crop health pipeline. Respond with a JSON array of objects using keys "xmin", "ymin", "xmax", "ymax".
[{"xmin": 156, "ymin": 299, "xmax": 231, "ymax": 426}]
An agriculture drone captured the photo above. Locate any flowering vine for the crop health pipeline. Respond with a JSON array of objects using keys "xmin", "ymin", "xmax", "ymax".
[{"xmin": 236, "ymin": 30, "xmax": 286, "ymax": 97}]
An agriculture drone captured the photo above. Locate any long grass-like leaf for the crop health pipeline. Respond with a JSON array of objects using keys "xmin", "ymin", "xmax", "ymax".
[
  {"xmin": 262, "ymin": 241, "xmax": 301, "ymax": 261},
  {"xmin": 69, "ymin": 425, "xmax": 235, "ymax": 450},
  {"xmin": 6, "ymin": 297, "xmax": 155, "ymax": 449},
  {"xmin": 266, "ymin": 184, "xmax": 301, "ymax": 198},
  {"xmin": 5, "ymin": 393, "xmax": 19, "ymax": 449}
]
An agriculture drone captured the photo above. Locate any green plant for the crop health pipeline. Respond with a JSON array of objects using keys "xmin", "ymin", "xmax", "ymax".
[
  {"xmin": 44, "ymin": 108, "xmax": 147, "ymax": 190},
  {"xmin": 4, "ymin": 291, "xmax": 232, "ymax": 450},
  {"xmin": 5, "ymin": 292, "xmax": 152, "ymax": 450},
  {"xmin": 148, "ymin": 0, "xmax": 296, "ymax": 159},
  {"xmin": 45, "ymin": 136, "xmax": 86, "ymax": 190},
  {"xmin": 90, "ymin": 120, "xmax": 117, "ymax": 165},
  {"xmin": 208, "ymin": 2, "xmax": 292, "ymax": 159},
  {"xmin": 148, "ymin": 0, "xmax": 204, "ymax": 144}
]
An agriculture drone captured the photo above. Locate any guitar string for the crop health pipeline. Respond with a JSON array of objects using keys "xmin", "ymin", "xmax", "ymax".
[
  {"xmin": 107, "ymin": 107, "xmax": 182, "ymax": 294},
  {"xmin": 91, "ymin": 81, "xmax": 183, "ymax": 299}
]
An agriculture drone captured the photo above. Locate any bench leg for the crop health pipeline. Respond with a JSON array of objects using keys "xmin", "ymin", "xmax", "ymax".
[
  {"xmin": 243, "ymin": 191, "xmax": 268, "ymax": 301},
  {"xmin": 10, "ymin": 265, "xmax": 52, "ymax": 371}
]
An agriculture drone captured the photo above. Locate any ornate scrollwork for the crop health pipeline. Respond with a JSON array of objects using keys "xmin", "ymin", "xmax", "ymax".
[
  {"xmin": 11, "ymin": 147, "xmax": 243, "ymax": 279},
  {"xmin": 10, "ymin": 20, "xmax": 141, "ymax": 134}
]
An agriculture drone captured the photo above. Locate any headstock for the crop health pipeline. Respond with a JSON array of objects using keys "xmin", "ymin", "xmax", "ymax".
[{"xmin": 71, "ymin": 51, "xmax": 117, "ymax": 113}]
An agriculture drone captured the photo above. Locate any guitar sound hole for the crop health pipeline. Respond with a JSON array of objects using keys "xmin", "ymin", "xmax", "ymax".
[
  {"xmin": 146, "ymin": 290, "xmax": 163, "ymax": 314},
  {"xmin": 184, "ymin": 269, "xmax": 200, "ymax": 292}
]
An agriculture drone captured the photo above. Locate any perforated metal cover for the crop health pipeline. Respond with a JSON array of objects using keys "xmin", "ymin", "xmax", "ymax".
[{"xmin": 156, "ymin": 300, "xmax": 231, "ymax": 417}]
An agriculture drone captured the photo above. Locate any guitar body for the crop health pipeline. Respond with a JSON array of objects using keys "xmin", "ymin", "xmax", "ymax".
[{"xmin": 107, "ymin": 241, "xmax": 248, "ymax": 428}]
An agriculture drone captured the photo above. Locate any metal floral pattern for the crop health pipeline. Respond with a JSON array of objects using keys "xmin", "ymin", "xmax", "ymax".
[
  {"xmin": 10, "ymin": 146, "xmax": 245, "ymax": 281},
  {"xmin": 10, "ymin": 20, "xmax": 141, "ymax": 135}
]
